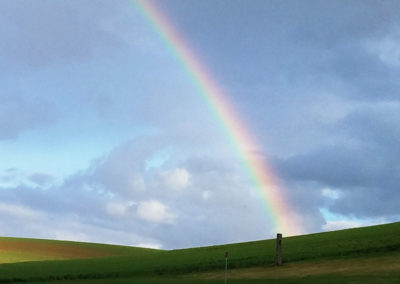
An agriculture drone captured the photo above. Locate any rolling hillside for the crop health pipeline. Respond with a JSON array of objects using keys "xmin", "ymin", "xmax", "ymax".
[
  {"xmin": 0, "ymin": 222, "xmax": 399, "ymax": 283},
  {"xmin": 0, "ymin": 237, "xmax": 161, "ymax": 264}
]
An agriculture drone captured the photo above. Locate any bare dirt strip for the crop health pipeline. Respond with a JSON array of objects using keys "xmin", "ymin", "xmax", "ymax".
[{"xmin": 192, "ymin": 253, "xmax": 400, "ymax": 280}]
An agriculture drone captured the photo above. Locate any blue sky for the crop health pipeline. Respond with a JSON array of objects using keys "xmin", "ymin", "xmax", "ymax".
[{"xmin": 0, "ymin": 0, "xmax": 399, "ymax": 249}]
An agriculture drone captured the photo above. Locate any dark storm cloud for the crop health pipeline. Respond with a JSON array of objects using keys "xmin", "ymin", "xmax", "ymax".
[
  {"xmin": 338, "ymin": 105, "xmax": 400, "ymax": 149},
  {"xmin": 275, "ymin": 102, "xmax": 400, "ymax": 218},
  {"xmin": 278, "ymin": 145, "xmax": 385, "ymax": 189},
  {"xmin": 158, "ymin": 0, "xmax": 400, "ymax": 224},
  {"xmin": 287, "ymin": 2, "xmax": 400, "ymax": 102},
  {"xmin": 159, "ymin": 0, "xmax": 400, "ymax": 87},
  {"xmin": 323, "ymin": 43, "xmax": 400, "ymax": 101}
]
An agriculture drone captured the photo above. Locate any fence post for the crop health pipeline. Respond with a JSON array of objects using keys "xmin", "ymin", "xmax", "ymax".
[{"xmin": 276, "ymin": 233, "xmax": 282, "ymax": 266}]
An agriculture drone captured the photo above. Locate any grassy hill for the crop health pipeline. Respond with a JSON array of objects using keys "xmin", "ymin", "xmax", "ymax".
[
  {"xmin": 0, "ymin": 222, "xmax": 399, "ymax": 283},
  {"xmin": 0, "ymin": 237, "xmax": 160, "ymax": 264}
]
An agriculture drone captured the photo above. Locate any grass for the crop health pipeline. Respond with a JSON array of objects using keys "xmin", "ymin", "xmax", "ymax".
[
  {"xmin": 0, "ymin": 222, "xmax": 399, "ymax": 283},
  {"xmin": 194, "ymin": 252, "xmax": 400, "ymax": 279},
  {"xmin": 32, "ymin": 274, "xmax": 400, "ymax": 284}
]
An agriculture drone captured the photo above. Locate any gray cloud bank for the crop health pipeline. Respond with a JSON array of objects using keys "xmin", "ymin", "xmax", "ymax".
[
  {"xmin": 0, "ymin": 0, "xmax": 399, "ymax": 247},
  {"xmin": 0, "ymin": 93, "xmax": 58, "ymax": 140},
  {"xmin": 1, "ymin": 139, "xmax": 302, "ymax": 249},
  {"xmin": 275, "ymin": 102, "xmax": 400, "ymax": 219},
  {"xmin": 0, "ymin": 0, "xmax": 127, "ymax": 68}
]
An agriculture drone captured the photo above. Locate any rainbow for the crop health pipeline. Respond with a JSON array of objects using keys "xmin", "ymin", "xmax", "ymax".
[{"xmin": 133, "ymin": 0, "xmax": 302, "ymax": 236}]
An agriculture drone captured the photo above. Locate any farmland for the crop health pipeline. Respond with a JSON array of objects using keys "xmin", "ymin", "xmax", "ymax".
[{"xmin": 0, "ymin": 222, "xmax": 399, "ymax": 283}]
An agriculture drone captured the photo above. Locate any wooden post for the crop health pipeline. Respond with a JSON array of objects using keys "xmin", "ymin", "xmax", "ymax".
[{"xmin": 276, "ymin": 233, "xmax": 282, "ymax": 266}]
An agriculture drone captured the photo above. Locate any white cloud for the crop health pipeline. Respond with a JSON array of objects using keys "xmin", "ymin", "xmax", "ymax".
[
  {"xmin": 128, "ymin": 176, "xmax": 146, "ymax": 192},
  {"xmin": 106, "ymin": 202, "xmax": 128, "ymax": 217},
  {"xmin": 322, "ymin": 220, "xmax": 364, "ymax": 231},
  {"xmin": 322, "ymin": 218, "xmax": 388, "ymax": 232},
  {"xmin": 202, "ymin": 191, "xmax": 211, "ymax": 200},
  {"xmin": 0, "ymin": 202, "xmax": 44, "ymax": 220},
  {"xmin": 160, "ymin": 168, "xmax": 190, "ymax": 190},
  {"xmin": 29, "ymin": 172, "xmax": 55, "ymax": 186},
  {"xmin": 137, "ymin": 200, "xmax": 176, "ymax": 224},
  {"xmin": 52, "ymin": 230, "xmax": 90, "ymax": 243},
  {"xmin": 136, "ymin": 242, "xmax": 162, "ymax": 249},
  {"xmin": 106, "ymin": 201, "xmax": 136, "ymax": 217},
  {"xmin": 321, "ymin": 187, "xmax": 341, "ymax": 200},
  {"xmin": 367, "ymin": 32, "xmax": 400, "ymax": 67}
]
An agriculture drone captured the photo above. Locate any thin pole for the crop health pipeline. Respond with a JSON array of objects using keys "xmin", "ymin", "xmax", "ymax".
[
  {"xmin": 225, "ymin": 251, "xmax": 228, "ymax": 284},
  {"xmin": 225, "ymin": 257, "xmax": 227, "ymax": 284}
]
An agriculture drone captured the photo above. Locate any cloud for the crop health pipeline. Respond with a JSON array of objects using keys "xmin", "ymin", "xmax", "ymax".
[
  {"xmin": 277, "ymin": 144, "xmax": 400, "ymax": 218},
  {"xmin": 274, "ymin": 101, "xmax": 400, "ymax": 220},
  {"xmin": 322, "ymin": 220, "xmax": 366, "ymax": 231},
  {"xmin": 322, "ymin": 216, "xmax": 390, "ymax": 232},
  {"xmin": 0, "ymin": 139, "xmax": 319, "ymax": 249},
  {"xmin": 202, "ymin": 191, "xmax": 211, "ymax": 201},
  {"xmin": 321, "ymin": 188, "xmax": 341, "ymax": 200},
  {"xmin": 137, "ymin": 200, "xmax": 176, "ymax": 224},
  {"xmin": 0, "ymin": 202, "xmax": 44, "ymax": 220},
  {"xmin": 338, "ymin": 104, "xmax": 400, "ymax": 149},
  {"xmin": 51, "ymin": 230, "xmax": 90, "ymax": 243},
  {"xmin": 0, "ymin": 0, "xmax": 128, "ymax": 69},
  {"xmin": 366, "ymin": 30, "xmax": 400, "ymax": 67},
  {"xmin": 0, "ymin": 94, "xmax": 58, "ymax": 140},
  {"xmin": 67, "ymin": 139, "xmax": 161, "ymax": 199},
  {"xmin": 136, "ymin": 242, "xmax": 162, "ymax": 250},
  {"xmin": 159, "ymin": 168, "xmax": 191, "ymax": 190},
  {"xmin": 105, "ymin": 201, "xmax": 137, "ymax": 219},
  {"xmin": 2, "ymin": 1, "xmax": 400, "ymax": 249},
  {"xmin": 0, "ymin": 183, "xmax": 162, "ymax": 246},
  {"xmin": 106, "ymin": 202, "xmax": 131, "ymax": 218},
  {"xmin": 29, "ymin": 173, "xmax": 55, "ymax": 187}
]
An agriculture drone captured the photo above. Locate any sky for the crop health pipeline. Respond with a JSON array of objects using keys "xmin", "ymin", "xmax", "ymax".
[{"xmin": 1, "ymin": 0, "xmax": 399, "ymax": 249}]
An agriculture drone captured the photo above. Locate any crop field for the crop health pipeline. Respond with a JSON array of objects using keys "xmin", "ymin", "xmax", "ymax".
[{"xmin": 0, "ymin": 222, "xmax": 399, "ymax": 283}]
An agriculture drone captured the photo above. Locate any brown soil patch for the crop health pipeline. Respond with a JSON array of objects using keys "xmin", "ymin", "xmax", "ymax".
[{"xmin": 0, "ymin": 240, "xmax": 114, "ymax": 263}]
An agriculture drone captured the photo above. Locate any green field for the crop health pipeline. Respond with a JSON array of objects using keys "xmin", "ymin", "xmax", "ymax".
[{"xmin": 1, "ymin": 222, "xmax": 399, "ymax": 283}]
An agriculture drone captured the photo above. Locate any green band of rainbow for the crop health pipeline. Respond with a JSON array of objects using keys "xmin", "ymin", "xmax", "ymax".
[{"xmin": 133, "ymin": 0, "xmax": 302, "ymax": 236}]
